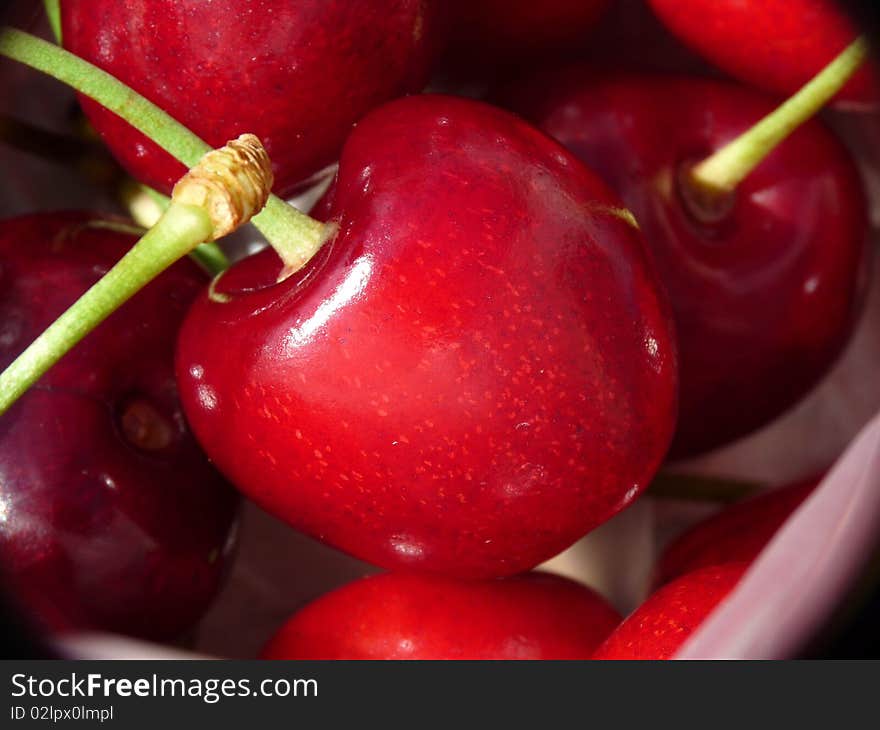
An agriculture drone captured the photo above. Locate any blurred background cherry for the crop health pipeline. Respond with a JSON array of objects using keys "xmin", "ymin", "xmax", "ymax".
[{"xmin": 0, "ymin": 212, "xmax": 240, "ymax": 641}]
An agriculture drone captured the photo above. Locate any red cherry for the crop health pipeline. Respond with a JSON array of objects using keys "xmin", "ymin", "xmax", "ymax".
[
  {"xmin": 593, "ymin": 563, "xmax": 748, "ymax": 660},
  {"xmin": 261, "ymin": 571, "xmax": 620, "ymax": 660},
  {"xmin": 654, "ymin": 478, "xmax": 817, "ymax": 588},
  {"xmin": 446, "ymin": 0, "xmax": 610, "ymax": 70},
  {"xmin": 646, "ymin": 0, "xmax": 879, "ymax": 109},
  {"xmin": 502, "ymin": 71, "xmax": 869, "ymax": 456},
  {"xmin": 0, "ymin": 212, "xmax": 239, "ymax": 640},
  {"xmin": 176, "ymin": 95, "xmax": 678, "ymax": 579},
  {"xmin": 60, "ymin": 0, "xmax": 442, "ymax": 197}
]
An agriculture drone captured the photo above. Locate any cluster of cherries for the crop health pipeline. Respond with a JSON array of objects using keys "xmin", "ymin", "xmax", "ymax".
[{"xmin": 0, "ymin": 0, "xmax": 874, "ymax": 659}]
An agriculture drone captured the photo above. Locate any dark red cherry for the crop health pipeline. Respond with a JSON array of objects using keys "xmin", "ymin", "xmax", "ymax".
[
  {"xmin": 654, "ymin": 478, "xmax": 817, "ymax": 588},
  {"xmin": 176, "ymin": 95, "xmax": 678, "ymax": 579},
  {"xmin": 60, "ymin": 0, "xmax": 442, "ymax": 197},
  {"xmin": 592, "ymin": 562, "xmax": 748, "ymax": 660},
  {"xmin": 0, "ymin": 212, "xmax": 239, "ymax": 641},
  {"xmin": 445, "ymin": 0, "xmax": 610, "ymax": 71},
  {"xmin": 261, "ymin": 571, "xmax": 620, "ymax": 660},
  {"xmin": 646, "ymin": 0, "xmax": 879, "ymax": 109},
  {"xmin": 502, "ymin": 71, "xmax": 869, "ymax": 456}
]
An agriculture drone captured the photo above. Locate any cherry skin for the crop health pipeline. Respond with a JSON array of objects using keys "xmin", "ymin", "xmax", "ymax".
[
  {"xmin": 592, "ymin": 563, "xmax": 748, "ymax": 660},
  {"xmin": 646, "ymin": 0, "xmax": 879, "ymax": 109},
  {"xmin": 261, "ymin": 571, "xmax": 620, "ymax": 660},
  {"xmin": 654, "ymin": 478, "xmax": 817, "ymax": 588},
  {"xmin": 0, "ymin": 212, "xmax": 239, "ymax": 641},
  {"xmin": 502, "ymin": 71, "xmax": 869, "ymax": 457},
  {"xmin": 176, "ymin": 95, "xmax": 678, "ymax": 579},
  {"xmin": 60, "ymin": 0, "xmax": 442, "ymax": 197},
  {"xmin": 445, "ymin": 0, "xmax": 610, "ymax": 71}
]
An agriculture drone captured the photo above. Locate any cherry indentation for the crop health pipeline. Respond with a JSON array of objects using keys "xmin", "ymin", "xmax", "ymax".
[{"xmin": 676, "ymin": 159, "xmax": 737, "ymax": 228}]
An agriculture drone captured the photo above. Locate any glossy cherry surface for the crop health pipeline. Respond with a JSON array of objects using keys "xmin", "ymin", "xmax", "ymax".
[
  {"xmin": 593, "ymin": 562, "xmax": 747, "ymax": 660},
  {"xmin": 177, "ymin": 95, "xmax": 678, "ymax": 579},
  {"xmin": 446, "ymin": 0, "xmax": 610, "ymax": 70},
  {"xmin": 647, "ymin": 0, "xmax": 879, "ymax": 109},
  {"xmin": 654, "ymin": 478, "xmax": 817, "ymax": 588},
  {"xmin": 61, "ymin": 0, "xmax": 442, "ymax": 197},
  {"xmin": 503, "ymin": 72, "xmax": 869, "ymax": 456},
  {"xmin": 262, "ymin": 571, "xmax": 620, "ymax": 660},
  {"xmin": 0, "ymin": 212, "xmax": 239, "ymax": 640}
]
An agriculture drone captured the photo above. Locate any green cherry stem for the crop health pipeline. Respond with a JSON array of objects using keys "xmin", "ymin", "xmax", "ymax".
[
  {"xmin": 688, "ymin": 37, "xmax": 869, "ymax": 204},
  {"xmin": 43, "ymin": 0, "xmax": 61, "ymax": 43},
  {"xmin": 0, "ymin": 27, "xmax": 334, "ymax": 272},
  {"xmin": 0, "ymin": 134, "xmax": 272, "ymax": 416},
  {"xmin": 120, "ymin": 181, "xmax": 230, "ymax": 274}
]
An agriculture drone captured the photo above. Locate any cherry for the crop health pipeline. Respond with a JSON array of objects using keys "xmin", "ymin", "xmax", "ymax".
[
  {"xmin": 60, "ymin": 0, "xmax": 442, "ymax": 197},
  {"xmin": 654, "ymin": 478, "xmax": 817, "ymax": 588},
  {"xmin": 176, "ymin": 94, "xmax": 678, "ymax": 579},
  {"xmin": 0, "ymin": 211, "xmax": 239, "ymax": 640},
  {"xmin": 502, "ymin": 70, "xmax": 869, "ymax": 456},
  {"xmin": 445, "ymin": 0, "xmax": 610, "ymax": 72},
  {"xmin": 646, "ymin": 0, "xmax": 879, "ymax": 109},
  {"xmin": 592, "ymin": 563, "xmax": 748, "ymax": 660},
  {"xmin": 261, "ymin": 571, "xmax": 620, "ymax": 660}
]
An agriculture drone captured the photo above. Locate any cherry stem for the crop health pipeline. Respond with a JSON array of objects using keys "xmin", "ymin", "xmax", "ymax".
[
  {"xmin": 120, "ymin": 182, "xmax": 230, "ymax": 274},
  {"xmin": 43, "ymin": 0, "xmax": 61, "ymax": 43},
  {"xmin": 689, "ymin": 37, "xmax": 869, "ymax": 200},
  {"xmin": 0, "ymin": 26, "xmax": 335, "ymax": 274},
  {"xmin": 0, "ymin": 134, "xmax": 273, "ymax": 416},
  {"xmin": 0, "ymin": 203, "xmax": 213, "ymax": 415}
]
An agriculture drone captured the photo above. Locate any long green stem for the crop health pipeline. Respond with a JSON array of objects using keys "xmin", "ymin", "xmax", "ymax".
[
  {"xmin": 43, "ymin": 0, "xmax": 61, "ymax": 43},
  {"xmin": 0, "ymin": 26, "xmax": 332, "ymax": 271},
  {"xmin": 0, "ymin": 203, "xmax": 212, "ymax": 415},
  {"xmin": 690, "ymin": 38, "xmax": 869, "ymax": 197}
]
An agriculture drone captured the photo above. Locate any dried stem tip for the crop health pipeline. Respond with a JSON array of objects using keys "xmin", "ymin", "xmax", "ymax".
[{"xmin": 172, "ymin": 133, "xmax": 273, "ymax": 239}]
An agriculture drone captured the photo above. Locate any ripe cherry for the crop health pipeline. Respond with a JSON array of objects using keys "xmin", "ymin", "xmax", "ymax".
[
  {"xmin": 176, "ymin": 95, "xmax": 678, "ymax": 579},
  {"xmin": 646, "ymin": 0, "xmax": 879, "ymax": 109},
  {"xmin": 593, "ymin": 563, "xmax": 748, "ymax": 660},
  {"xmin": 502, "ymin": 71, "xmax": 869, "ymax": 456},
  {"xmin": 0, "ymin": 212, "xmax": 239, "ymax": 640},
  {"xmin": 262, "ymin": 571, "xmax": 621, "ymax": 660},
  {"xmin": 654, "ymin": 478, "xmax": 817, "ymax": 587},
  {"xmin": 60, "ymin": 0, "xmax": 442, "ymax": 197}
]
